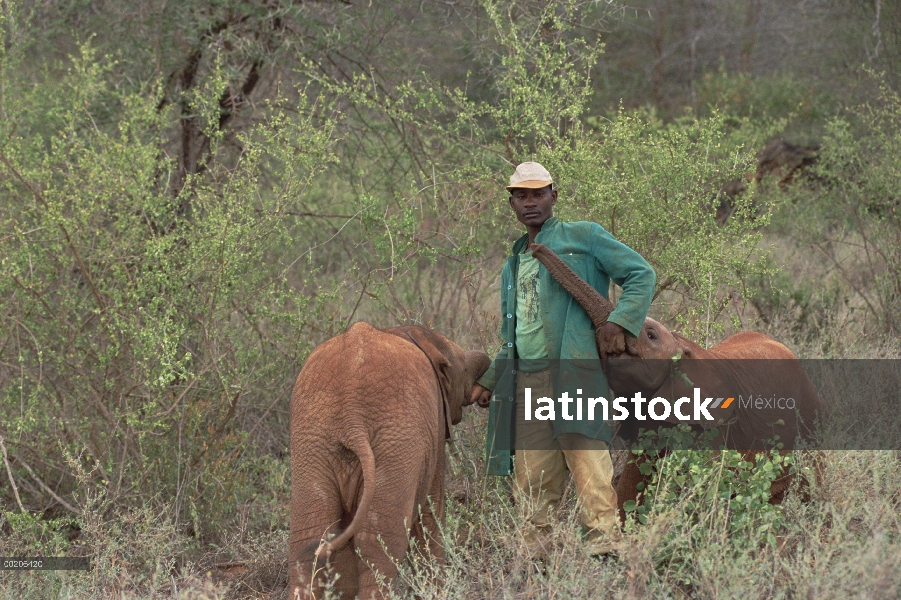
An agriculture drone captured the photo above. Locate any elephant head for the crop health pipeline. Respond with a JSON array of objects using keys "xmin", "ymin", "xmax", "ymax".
[
  {"xmin": 603, "ymin": 317, "xmax": 699, "ymax": 396},
  {"xmin": 529, "ymin": 244, "xmax": 820, "ymax": 520},
  {"xmin": 385, "ymin": 326, "xmax": 491, "ymax": 425}
]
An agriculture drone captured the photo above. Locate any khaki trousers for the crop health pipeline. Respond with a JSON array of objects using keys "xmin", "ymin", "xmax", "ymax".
[{"xmin": 513, "ymin": 369, "xmax": 619, "ymax": 555}]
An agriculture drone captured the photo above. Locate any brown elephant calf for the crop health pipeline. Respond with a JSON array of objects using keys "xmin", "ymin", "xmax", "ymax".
[
  {"xmin": 605, "ymin": 318, "xmax": 823, "ymax": 520},
  {"xmin": 528, "ymin": 243, "xmax": 822, "ymax": 521},
  {"xmin": 289, "ymin": 322, "xmax": 490, "ymax": 600}
]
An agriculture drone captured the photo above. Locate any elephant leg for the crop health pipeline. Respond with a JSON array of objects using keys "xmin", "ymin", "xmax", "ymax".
[
  {"xmin": 354, "ymin": 522, "xmax": 412, "ymax": 599},
  {"xmin": 769, "ymin": 474, "xmax": 792, "ymax": 505},
  {"xmin": 615, "ymin": 454, "xmax": 651, "ymax": 523},
  {"xmin": 354, "ymin": 472, "xmax": 423, "ymax": 600},
  {"xmin": 403, "ymin": 456, "xmax": 448, "ymax": 599},
  {"xmin": 416, "ymin": 452, "xmax": 446, "ymax": 565},
  {"xmin": 291, "ymin": 451, "xmax": 366, "ymax": 600},
  {"xmin": 289, "ymin": 501, "xmax": 345, "ymax": 600},
  {"xmin": 327, "ymin": 540, "xmax": 359, "ymax": 599},
  {"xmin": 767, "ymin": 450, "xmax": 793, "ymax": 505},
  {"xmin": 393, "ymin": 452, "xmax": 444, "ymax": 594},
  {"xmin": 770, "ymin": 450, "xmax": 823, "ymax": 504}
]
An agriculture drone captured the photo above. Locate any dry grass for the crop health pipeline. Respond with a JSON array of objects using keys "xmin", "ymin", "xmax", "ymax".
[
  {"xmin": 2, "ymin": 223, "xmax": 900, "ymax": 599},
  {"xmin": 2, "ymin": 392, "xmax": 899, "ymax": 599}
]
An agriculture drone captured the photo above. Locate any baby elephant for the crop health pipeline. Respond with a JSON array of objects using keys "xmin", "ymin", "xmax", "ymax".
[
  {"xmin": 289, "ymin": 322, "xmax": 490, "ymax": 600},
  {"xmin": 528, "ymin": 243, "xmax": 822, "ymax": 519}
]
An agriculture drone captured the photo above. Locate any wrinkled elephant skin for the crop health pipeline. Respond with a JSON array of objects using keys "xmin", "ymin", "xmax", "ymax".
[
  {"xmin": 528, "ymin": 244, "xmax": 821, "ymax": 521},
  {"xmin": 607, "ymin": 318, "xmax": 822, "ymax": 520},
  {"xmin": 289, "ymin": 322, "xmax": 490, "ymax": 600}
]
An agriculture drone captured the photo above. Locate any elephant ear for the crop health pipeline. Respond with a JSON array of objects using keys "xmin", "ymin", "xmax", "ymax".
[
  {"xmin": 674, "ymin": 333, "xmax": 696, "ymax": 359},
  {"xmin": 389, "ymin": 327, "xmax": 455, "ymax": 437},
  {"xmin": 405, "ymin": 330, "xmax": 453, "ymax": 395}
]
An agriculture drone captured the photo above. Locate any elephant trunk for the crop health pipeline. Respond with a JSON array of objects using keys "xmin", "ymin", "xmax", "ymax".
[{"xmin": 529, "ymin": 243, "xmax": 615, "ymax": 350}]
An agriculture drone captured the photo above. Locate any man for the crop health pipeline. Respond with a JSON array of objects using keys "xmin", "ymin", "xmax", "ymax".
[{"xmin": 470, "ymin": 161, "xmax": 655, "ymax": 558}]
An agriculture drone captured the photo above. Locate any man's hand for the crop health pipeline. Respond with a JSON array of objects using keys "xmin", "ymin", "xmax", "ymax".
[
  {"xmin": 598, "ymin": 322, "xmax": 626, "ymax": 359},
  {"xmin": 470, "ymin": 384, "xmax": 492, "ymax": 408}
]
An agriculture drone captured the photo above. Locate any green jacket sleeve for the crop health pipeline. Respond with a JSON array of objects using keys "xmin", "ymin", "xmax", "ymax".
[
  {"xmin": 477, "ymin": 355, "xmax": 502, "ymax": 391},
  {"xmin": 590, "ymin": 225, "xmax": 656, "ymax": 338}
]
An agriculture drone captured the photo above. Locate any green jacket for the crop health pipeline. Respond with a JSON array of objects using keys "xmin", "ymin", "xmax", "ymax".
[{"xmin": 478, "ymin": 217, "xmax": 656, "ymax": 475}]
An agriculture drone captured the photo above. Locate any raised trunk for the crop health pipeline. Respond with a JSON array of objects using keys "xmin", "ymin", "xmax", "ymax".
[{"xmin": 529, "ymin": 244, "xmax": 615, "ymax": 351}]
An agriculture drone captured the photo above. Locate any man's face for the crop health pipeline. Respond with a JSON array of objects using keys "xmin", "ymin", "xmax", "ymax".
[{"xmin": 509, "ymin": 185, "xmax": 557, "ymax": 229}]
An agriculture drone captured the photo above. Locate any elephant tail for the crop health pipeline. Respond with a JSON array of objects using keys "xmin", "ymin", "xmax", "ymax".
[{"xmin": 314, "ymin": 433, "xmax": 376, "ymax": 558}]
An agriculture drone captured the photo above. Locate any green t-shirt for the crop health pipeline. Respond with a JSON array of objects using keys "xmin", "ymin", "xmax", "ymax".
[{"xmin": 515, "ymin": 252, "xmax": 549, "ymax": 360}]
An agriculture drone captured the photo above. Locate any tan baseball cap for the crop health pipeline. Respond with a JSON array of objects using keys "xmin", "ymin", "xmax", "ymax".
[{"xmin": 506, "ymin": 162, "xmax": 553, "ymax": 191}]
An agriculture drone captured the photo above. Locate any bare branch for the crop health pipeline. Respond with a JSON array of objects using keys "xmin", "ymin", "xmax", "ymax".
[{"xmin": 0, "ymin": 434, "xmax": 25, "ymax": 513}]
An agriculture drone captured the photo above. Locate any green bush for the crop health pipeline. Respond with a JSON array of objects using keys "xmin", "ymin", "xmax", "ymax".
[
  {"xmin": 623, "ymin": 425, "xmax": 790, "ymax": 584},
  {"xmin": 4, "ymin": 0, "xmax": 899, "ymax": 596},
  {"xmin": 316, "ymin": 0, "xmax": 779, "ymax": 339},
  {"xmin": 695, "ymin": 68, "xmax": 827, "ymax": 127},
  {"xmin": 763, "ymin": 75, "xmax": 901, "ymax": 339},
  {"xmin": 0, "ymin": 40, "xmax": 336, "ymax": 531}
]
